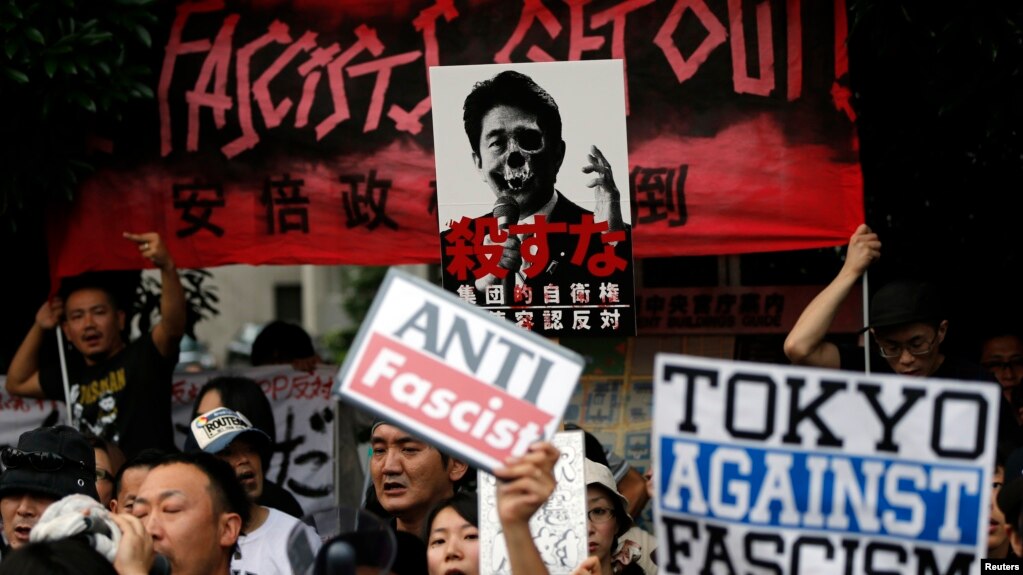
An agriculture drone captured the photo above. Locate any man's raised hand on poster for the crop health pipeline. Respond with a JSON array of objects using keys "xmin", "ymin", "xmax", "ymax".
[{"xmin": 583, "ymin": 145, "xmax": 625, "ymax": 234}]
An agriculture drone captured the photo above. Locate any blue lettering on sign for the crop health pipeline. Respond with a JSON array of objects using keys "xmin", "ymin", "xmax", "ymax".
[{"xmin": 658, "ymin": 437, "xmax": 982, "ymax": 546}]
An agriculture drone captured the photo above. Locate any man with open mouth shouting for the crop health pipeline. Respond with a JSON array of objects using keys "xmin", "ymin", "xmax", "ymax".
[
  {"xmin": 0, "ymin": 426, "xmax": 99, "ymax": 555},
  {"xmin": 6, "ymin": 231, "xmax": 185, "ymax": 459},
  {"xmin": 370, "ymin": 420, "xmax": 470, "ymax": 539},
  {"xmin": 186, "ymin": 407, "xmax": 320, "ymax": 575}
]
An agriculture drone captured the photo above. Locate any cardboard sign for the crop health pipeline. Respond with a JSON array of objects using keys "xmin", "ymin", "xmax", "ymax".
[
  {"xmin": 334, "ymin": 269, "xmax": 583, "ymax": 471},
  {"xmin": 431, "ymin": 60, "xmax": 637, "ymax": 337},
  {"xmin": 653, "ymin": 354, "xmax": 999, "ymax": 573},
  {"xmin": 479, "ymin": 430, "xmax": 588, "ymax": 574}
]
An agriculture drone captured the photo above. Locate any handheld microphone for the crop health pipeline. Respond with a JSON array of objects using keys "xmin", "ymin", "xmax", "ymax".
[
  {"xmin": 149, "ymin": 554, "xmax": 171, "ymax": 575},
  {"xmin": 475, "ymin": 195, "xmax": 521, "ymax": 295}
]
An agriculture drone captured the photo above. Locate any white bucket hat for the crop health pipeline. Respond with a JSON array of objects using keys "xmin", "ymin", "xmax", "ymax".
[{"xmin": 584, "ymin": 458, "xmax": 633, "ymax": 531}]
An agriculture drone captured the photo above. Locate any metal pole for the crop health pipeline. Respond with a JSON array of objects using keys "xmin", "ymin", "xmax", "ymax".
[
  {"xmin": 56, "ymin": 329, "xmax": 75, "ymax": 427},
  {"xmin": 862, "ymin": 271, "xmax": 871, "ymax": 375}
]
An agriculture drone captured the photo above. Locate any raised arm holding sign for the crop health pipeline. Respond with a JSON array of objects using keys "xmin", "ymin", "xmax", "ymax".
[
  {"xmin": 334, "ymin": 268, "xmax": 583, "ymax": 473},
  {"xmin": 653, "ymin": 354, "xmax": 1000, "ymax": 573}
]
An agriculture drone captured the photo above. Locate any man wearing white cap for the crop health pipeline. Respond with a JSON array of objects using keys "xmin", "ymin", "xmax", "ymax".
[{"xmin": 186, "ymin": 407, "xmax": 319, "ymax": 575}]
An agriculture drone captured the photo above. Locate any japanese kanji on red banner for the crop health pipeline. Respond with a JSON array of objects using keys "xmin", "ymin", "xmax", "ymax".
[{"xmin": 47, "ymin": 0, "xmax": 862, "ymax": 279}]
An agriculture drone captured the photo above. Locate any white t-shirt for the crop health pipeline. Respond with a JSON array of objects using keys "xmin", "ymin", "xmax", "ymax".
[{"xmin": 231, "ymin": 507, "xmax": 320, "ymax": 575}]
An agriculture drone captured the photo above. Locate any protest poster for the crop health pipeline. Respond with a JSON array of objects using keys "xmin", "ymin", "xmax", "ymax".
[
  {"xmin": 46, "ymin": 1, "xmax": 862, "ymax": 282},
  {"xmin": 334, "ymin": 268, "xmax": 584, "ymax": 472},
  {"xmin": 479, "ymin": 430, "xmax": 588, "ymax": 574},
  {"xmin": 431, "ymin": 60, "xmax": 636, "ymax": 337},
  {"xmin": 652, "ymin": 354, "xmax": 999, "ymax": 573}
]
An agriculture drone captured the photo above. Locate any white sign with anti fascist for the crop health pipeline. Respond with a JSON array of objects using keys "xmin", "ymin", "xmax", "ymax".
[
  {"xmin": 334, "ymin": 268, "xmax": 583, "ymax": 472},
  {"xmin": 653, "ymin": 354, "xmax": 999, "ymax": 574}
]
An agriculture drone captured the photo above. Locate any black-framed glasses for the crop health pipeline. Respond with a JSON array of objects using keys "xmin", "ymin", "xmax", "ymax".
[
  {"xmin": 587, "ymin": 507, "xmax": 615, "ymax": 525},
  {"xmin": 875, "ymin": 332, "xmax": 939, "ymax": 358},
  {"xmin": 0, "ymin": 447, "xmax": 86, "ymax": 472},
  {"xmin": 982, "ymin": 358, "xmax": 1023, "ymax": 372}
]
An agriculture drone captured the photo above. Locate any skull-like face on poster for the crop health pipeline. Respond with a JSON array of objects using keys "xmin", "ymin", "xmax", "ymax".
[{"xmin": 472, "ymin": 104, "xmax": 566, "ymax": 216}]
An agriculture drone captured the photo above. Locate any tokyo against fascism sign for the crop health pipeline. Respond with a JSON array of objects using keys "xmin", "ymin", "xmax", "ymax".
[
  {"xmin": 652, "ymin": 355, "xmax": 999, "ymax": 574},
  {"xmin": 334, "ymin": 269, "xmax": 583, "ymax": 472}
]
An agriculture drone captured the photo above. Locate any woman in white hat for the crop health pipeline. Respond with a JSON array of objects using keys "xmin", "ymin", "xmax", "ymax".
[{"xmin": 585, "ymin": 459, "xmax": 644, "ymax": 575}]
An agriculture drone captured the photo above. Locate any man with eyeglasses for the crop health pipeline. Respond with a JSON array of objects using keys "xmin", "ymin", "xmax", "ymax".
[
  {"xmin": 84, "ymin": 434, "xmax": 124, "ymax": 510},
  {"xmin": 980, "ymin": 332, "xmax": 1023, "ymax": 402},
  {"xmin": 0, "ymin": 426, "xmax": 99, "ymax": 555},
  {"xmin": 787, "ymin": 225, "xmax": 981, "ymax": 379}
]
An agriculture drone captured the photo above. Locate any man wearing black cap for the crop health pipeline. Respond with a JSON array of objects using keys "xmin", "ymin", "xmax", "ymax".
[
  {"xmin": 785, "ymin": 224, "xmax": 986, "ymax": 379},
  {"xmin": 785, "ymin": 226, "xmax": 1022, "ymax": 449},
  {"xmin": 0, "ymin": 425, "xmax": 99, "ymax": 552},
  {"xmin": 186, "ymin": 407, "xmax": 319, "ymax": 574}
]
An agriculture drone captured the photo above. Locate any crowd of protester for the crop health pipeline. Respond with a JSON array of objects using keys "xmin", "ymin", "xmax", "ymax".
[{"xmin": 5, "ymin": 223, "xmax": 1023, "ymax": 573}]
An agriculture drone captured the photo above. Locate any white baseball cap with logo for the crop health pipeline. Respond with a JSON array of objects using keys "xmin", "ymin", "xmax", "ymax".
[{"xmin": 186, "ymin": 407, "xmax": 272, "ymax": 454}]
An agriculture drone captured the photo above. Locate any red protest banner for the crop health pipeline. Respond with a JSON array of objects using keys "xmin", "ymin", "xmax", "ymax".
[{"xmin": 47, "ymin": 0, "xmax": 861, "ymax": 279}]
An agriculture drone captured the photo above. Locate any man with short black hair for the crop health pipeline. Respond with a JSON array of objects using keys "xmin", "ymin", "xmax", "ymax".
[
  {"xmin": 6, "ymin": 232, "xmax": 185, "ymax": 458},
  {"xmin": 132, "ymin": 451, "xmax": 248, "ymax": 575},
  {"xmin": 84, "ymin": 434, "xmax": 124, "ymax": 509},
  {"xmin": 111, "ymin": 448, "xmax": 167, "ymax": 514},
  {"xmin": 370, "ymin": 421, "xmax": 469, "ymax": 537},
  {"xmin": 980, "ymin": 331, "xmax": 1023, "ymax": 402},
  {"xmin": 785, "ymin": 225, "xmax": 988, "ymax": 379},
  {"xmin": 0, "ymin": 425, "xmax": 99, "ymax": 552}
]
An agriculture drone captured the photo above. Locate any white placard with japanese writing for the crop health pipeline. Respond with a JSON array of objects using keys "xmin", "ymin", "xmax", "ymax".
[{"xmin": 478, "ymin": 430, "xmax": 588, "ymax": 575}]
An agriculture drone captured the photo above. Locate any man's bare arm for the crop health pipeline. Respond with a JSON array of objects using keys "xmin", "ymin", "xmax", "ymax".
[
  {"xmin": 6, "ymin": 299, "xmax": 64, "ymax": 398},
  {"xmin": 783, "ymin": 224, "xmax": 880, "ymax": 368},
  {"xmin": 493, "ymin": 442, "xmax": 560, "ymax": 575},
  {"xmin": 124, "ymin": 232, "xmax": 186, "ymax": 358}
]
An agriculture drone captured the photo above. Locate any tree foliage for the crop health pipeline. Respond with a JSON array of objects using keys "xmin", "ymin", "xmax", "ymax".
[
  {"xmin": 135, "ymin": 269, "xmax": 220, "ymax": 340},
  {"xmin": 322, "ymin": 266, "xmax": 389, "ymax": 364},
  {"xmin": 0, "ymin": 0, "xmax": 158, "ymax": 232}
]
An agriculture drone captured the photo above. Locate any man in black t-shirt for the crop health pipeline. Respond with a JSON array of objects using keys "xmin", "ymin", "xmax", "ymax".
[
  {"xmin": 785, "ymin": 224, "xmax": 970, "ymax": 379},
  {"xmin": 783, "ymin": 225, "xmax": 1022, "ymax": 449},
  {"xmin": 6, "ymin": 232, "xmax": 185, "ymax": 458}
]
